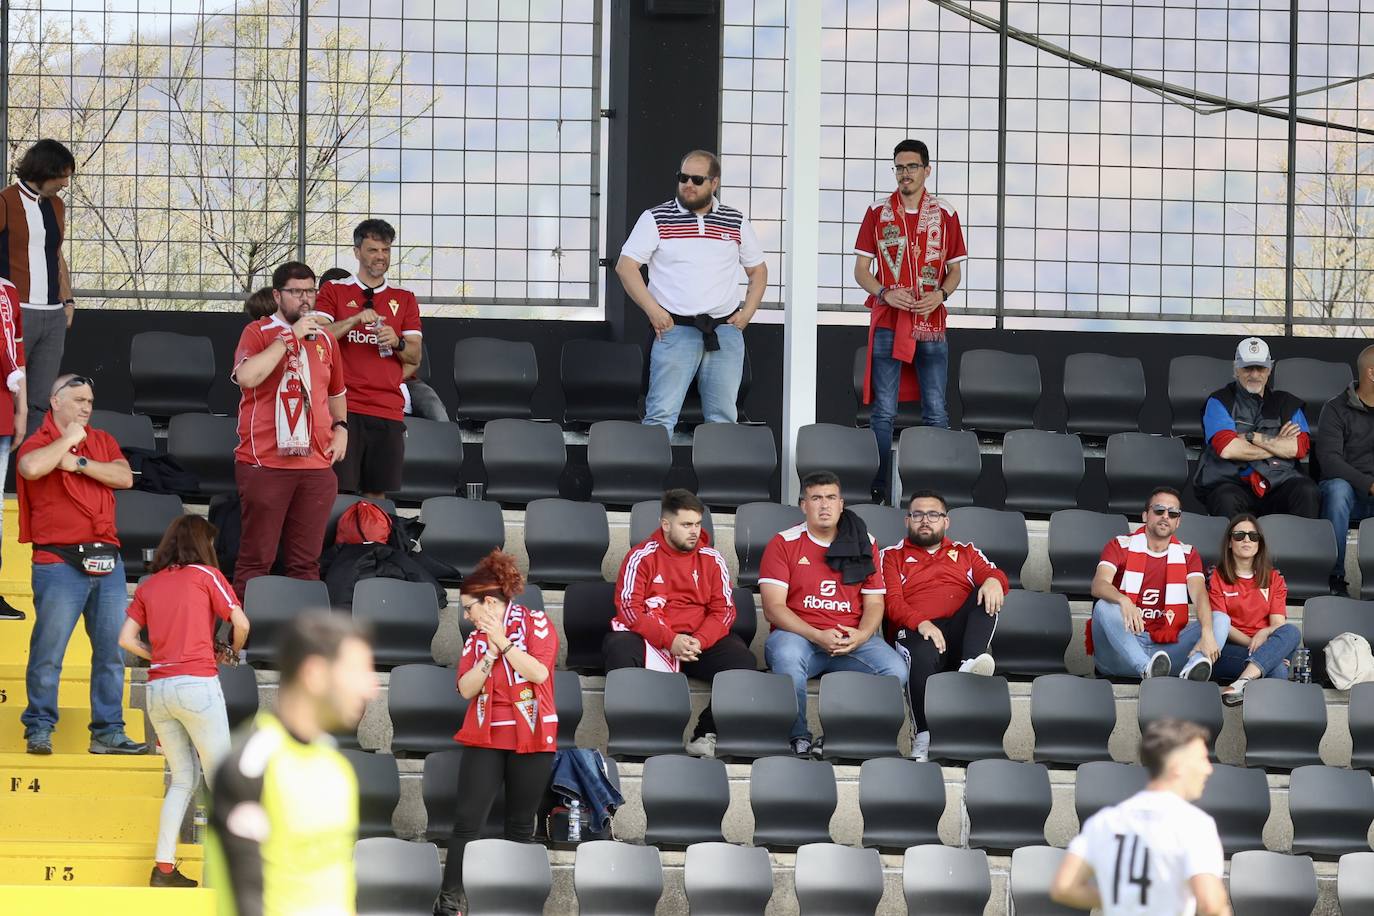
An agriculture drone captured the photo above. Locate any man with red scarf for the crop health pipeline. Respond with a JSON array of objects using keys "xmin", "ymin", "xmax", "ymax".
[{"xmin": 853, "ymin": 139, "xmax": 967, "ymax": 505}]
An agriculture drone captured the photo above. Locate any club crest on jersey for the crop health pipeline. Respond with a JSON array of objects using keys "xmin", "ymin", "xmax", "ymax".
[
  {"xmin": 515, "ymin": 687, "xmax": 539, "ymax": 733},
  {"xmin": 316, "ymin": 343, "xmax": 326, "ymax": 362},
  {"xmin": 947, "ymin": 548, "xmax": 959, "ymax": 562},
  {"xmin": 388, "ymin": 298, "xmax": 400, "ymax": 316}
]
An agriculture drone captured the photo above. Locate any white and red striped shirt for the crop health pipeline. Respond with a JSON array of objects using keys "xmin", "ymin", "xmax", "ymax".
[{"xmin": 619, "ymin": 197, "xmax": 764, "ymax": 319}]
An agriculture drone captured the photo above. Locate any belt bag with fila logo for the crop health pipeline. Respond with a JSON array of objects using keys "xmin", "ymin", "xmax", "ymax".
[{"xmin": 802, "ymin": 579, "xmax": 853, "ymax": 613}]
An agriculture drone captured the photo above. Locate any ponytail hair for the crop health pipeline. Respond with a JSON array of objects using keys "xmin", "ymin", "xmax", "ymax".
[{"xmin": 460, "ymin": 550, "xmax": 525, "ymax": 602}]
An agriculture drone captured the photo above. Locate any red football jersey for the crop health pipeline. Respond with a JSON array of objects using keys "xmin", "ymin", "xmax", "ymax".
[
  {"xmin": 315, "ymin": 276, "xmax": 422, "ymax": 421},
  {"xmin": 758, "ymin": 523, "xmax": 885, "ymax": 631},
  {"xmin": 1098, "ymin": 538, "xmax": 1205, "ymax": 643},
  {"xmin": 126, "ymin": 564, "xmax": 240, "ymax": 680}
]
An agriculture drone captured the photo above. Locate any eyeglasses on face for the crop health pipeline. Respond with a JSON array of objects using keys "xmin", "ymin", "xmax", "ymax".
[
  {"xmin": 893, "ymin": 163, "xmax": 929, "ymax": 175},
  {"xmin": 1149, "ymin": 505, "xmax": 1182, "ymax": 519},
  {"xmin": 277, "ymin": 286, "xmax": 318, "ymax": 298},
  {"xmin": 676, "ymin": 172, "xmax": 710, "ymax": 186},
  {"xmin": 1230, "ymin": 530, "xmax": 1262, "ymax": 542},
  {"xmin": 907, "ymin": 510, "xmax": 947, "ymax": 521}
]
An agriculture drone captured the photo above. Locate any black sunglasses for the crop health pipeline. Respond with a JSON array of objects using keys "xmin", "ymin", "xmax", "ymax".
[
  {"xmin": 1230, "ymin": 530, "xmax": 1262, "ymax": 542},
  {"xmin": 1148, "ymin": 505, "xmax": 1182, "ymax": 519},
  {"xmin": 676, "ymin": 172, "xmax": 710, "ymax": 186},
  {"xmin": 59, "ymin": 375, "xmax": 94, "ymax": 393}
]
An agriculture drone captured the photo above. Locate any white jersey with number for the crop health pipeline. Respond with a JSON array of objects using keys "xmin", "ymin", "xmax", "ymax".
[{"xmin": 1067, "ymin": 790, "xmax": 1224, "ymax": 916}]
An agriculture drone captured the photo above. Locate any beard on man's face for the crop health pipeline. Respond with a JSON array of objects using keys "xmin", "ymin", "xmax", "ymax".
[{"xmin": 909, "ymin": 527, "xmax": 942, "ymax": 548}]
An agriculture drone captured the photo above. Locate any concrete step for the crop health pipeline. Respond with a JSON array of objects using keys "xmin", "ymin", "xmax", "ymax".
[{"xmin": 0, "ymin": 883, "xmax": 212, "ymax": 911}]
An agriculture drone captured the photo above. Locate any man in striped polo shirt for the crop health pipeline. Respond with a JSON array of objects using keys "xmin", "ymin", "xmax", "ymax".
[
  {"xmin": 616, "ymin": 150, "xmax": 769, "ymax": 430},
  {"xmin": 0, "ymin": 140, "xmax": 76, "ymax": 436}
]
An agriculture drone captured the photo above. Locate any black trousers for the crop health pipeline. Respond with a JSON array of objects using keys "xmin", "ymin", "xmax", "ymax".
[
  {"xmin": 602, "ymin": 631, "xmax": 757, "ymax": 738},
  {"xmin": 1201, "ymin": 475, "xmax": 1320, "ymax": 520},
  {"xmin": 440, "ymin": 746, "xmax": 554, "ymax": 898},
  {"xmin": 895, "ymin": 594, "xmax": 998, "ymax": 732}
]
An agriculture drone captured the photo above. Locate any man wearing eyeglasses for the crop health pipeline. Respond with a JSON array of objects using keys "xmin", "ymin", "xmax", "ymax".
[
  {"xmin": 615, "ymin": 150, "xmax": 768, "ymax": 430},
  {"xmin": 880, "ymin": 490, "xmax": 1007, "ymax": 762},
  {"xmin": 1194, "ymin": 336, "xmax": 1320, "ymax": 520},
  {"xmin": 231, "ymin": 261, "xmax": 348, "ymax": 600},
  {"xmin": 1090, "ymin": 487, "xmax": 1228, "ymax": 681},
  {"xmin": 854, "ymin": 139, "xmax": 967, "ymax": 504},
  {"xmin": 315, "ymin": 220, "xmax": 422, "ymax": 500}
]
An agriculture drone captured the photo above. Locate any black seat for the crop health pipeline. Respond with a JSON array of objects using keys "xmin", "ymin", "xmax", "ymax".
[
  {"xmin": 1073, "ymin": 761, "xmax": 1149, "ymax": 824},
  {"xmin": 959, "ymin": 350, "xmax": 1040, "ymax": 433},
  {"xmin": 417, "ymin": 497, "xmax": 505, "ymax": 578},
  {"xmin": 749, "ymin": 756, "xmax": 836, "ymax": 850},
  {"xmin": 603, "ymin": 668, "xmax": 690, "ymax": 760},
  {"xmin": 354, "ymin": 837, "xmax": 441, "ymax": 916},
  {"xmin": 1228, "ymin": 850, "xmax": 1319, "ymax": 916},
  {"xmin": 1030, "ymin": 674, "xmax": 1114, "ymax": 766},
  {"xmin": 733, "ymin": 502, "xmax": 804, "ymax": 588},
  {"xmin": 130, "ymin": 331, "xmax": 216, "ymax": 417},
  {"xmin": 562, "ymin": 581, "xmax": 616, "ymax": 674},
  {"xmin": 640, "ymin": 754, "xmax": 729, "ymax": 849},
  {"xmin": 896, "ymin": 426, "xmax": 981, "ymax": 508},
  {"xmin": 340, "ymin": 749, "xmax": 400, "ymax": 838},
  {"xmin": 1351, "ymin": 682, "xmax": 1374, "ymax": 770},
  {"xmin": 219, "ymin": 663, "xmax": 259, "ymax": 730},
  {"xmin": 1339, "ymin": 851, "xmax": 1374, "ymax": 912},
  {"xmin": 1275, "ymin": 357, "xmax": 1352, "ymax": 433},
  {"xmin": 1168, "ymin": 355, "xmax": 1233, "ymax": 439},
  {"xmin": 948, "ymin": 506, "xmax": 1029, "ymax": 587},
  {"xmin": 1104, "ymin": 433, "xmax": 1189, "ymax": 515},
  {"xmin": 710, "ymin": 669, "xmax": 796, "ymax": 762},
  {"xmin": 1361, "ymin": 518, "xmax": 1374, "ymax": 600},
  {"xmin": 395, "ymin": 417, "xmax": 463, "ymax": 502},
  {"xmin": 1009, "ymin": 846, "xmax": 1077, "ymax": 916},
  {"xmin": 420, "ymin": 748, "xmax": 505, "ymax": 841},
  {"xmin": 729, "ymin": 587, "xmax": 760, "ymax": 649},
  {"xmin": 351, "ymin": 578, "xmax": 440, "ymax": 668},
  {"xmin": 1241, "ymin": 678, "xmax": 1326, "ymax": 770},
  {"xmin": 1260, "ymin": 514, "xmax": 1337, "ymax": 601},
  {"xmin": 1137, "ymin": 679, "xmax": 1222, "ymax": 753},
  {"xmin": 561, "ymin": 339, "xmax": 643, "ymax": 425},
  {"xmin": 852, "ymin": 345, "xmax": 921, "ymax": 430},
  {"xmin": 1195, "ymin": 763, "xmax": 1270, "ymax": 856},
  {"xmin": 462, "ymin": 838, "xmax": 551, "ymax": 916},
  {"xmin": 1048, "ymin": 510, "xmax": 1127, "ymax": 597},
  {"xmin": 388, "ymin": 663, "xmax": 468, "ymax": 757},
  {"xmin": 452, "ymin": 337, "xmax": 538, "ymax": 424},
  {"xmin": 925, "ymin": 671, "xmax": 1011, "ymax": 764},
  {"xmin": 1174, "ymin": 513, "xmax": 1231, "ymax": 569},
  {"xmin": 903, "ymin": 845, "xmax": 991, "ymax": 914},
  {"xmin": 523, "ymin": 498, "xmax": 608, "ymax": 585},
  {"xmin": 325, "ymin": 495, "xmax": 398, "ymax": 547},
  {"xmin": 481, "ymin": 419, "xmax": 565, "ymax": 505},
  {"xmin": 573, "ymin": 841, "xmax": 663, "ymax": 916},
  {"xmin": 991, "ymin": 590, "xmax": 1072, "ymax": 676},
  {"xmin": 1002, "ymin": 430, "xmax": 1084, "ymax": 514},
  {"xmin": 588, "ymin": 421, "xmax": 670, "ymax": 506},
  {"xmin": 817, "ymin": 671, "xmax": 905, "ymax": 763},
  {"xmin": 241, "ymin": 577, "xmax": 330, "ymax": 666},
  {"xmin": 628, "ymin": 499, "xmax": 714, "ymax": 545},
  {"xmin": 1301, "ymin": 596, "xmax": 1374, "ymax": 685},
  {"xmin": 114, "ymin": 490, "xmax": 185, "ymax": 577},
  {"xmin": 794, "ymin": 422, "xmax": 880, "ymax": 504},
  {"xmin": 1288, "ymin": 764, "xmax": 1374, "ymax": 859},
  {"xmin": 964, "ymin": 758, "xmax": 1052, "ymax": 853},
  {"xmin": 793, "ymin": 843, "xmax": 883, "ymax": 915},
  {"xmin": 91, "ymin": 409, "xmax": 155, "ymax": 452},
  {"xmin": 848, "ymin": 503, "xmax": 906, "ymax": 551},
  {"xmin": 1063, "ymin": 353, "xmax": 1146, "ymax": 436},
  {"xmin": 692, "ymin": 423, "xmax": 777, "ymax": 508},
  {"xmin": 858, "ymin": 758, "xmax": 945, "ymax": 852},
  {"xmin": 166, "ymin": 413, "xmax": 239, "ymax": 496},
  {"xmin": 555, "ymin": 669, "xmax": 583, "ymax": 747},
  {"xmin": 678, "ymin": 347, "xmax": 753, "ymax": 428},
  {"xmin": 683, "ymin": 842, "xmax": 773, "ymax": 916}
]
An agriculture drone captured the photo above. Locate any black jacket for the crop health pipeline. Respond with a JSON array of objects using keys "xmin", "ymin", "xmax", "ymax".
[
  {"xmin": 1316, "ymin": 384, "xmax": 1374, "ymax": 495},
  {"xmin": 319, "ymin": 542, "xmax": 448, "ymax": 611}
]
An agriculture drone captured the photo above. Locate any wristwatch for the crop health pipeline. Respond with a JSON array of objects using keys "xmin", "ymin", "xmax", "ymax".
[
  {"xmin": 332, "ymin": 419, "xmax": 349, "ymax": 431},
  {"xmin": 1245, "ymin": 431, "xmax": 1256, "ymax": 444},
  {"xmin": 939, "ymin": 288, "xmax": 949, "ymax": 302},
  {"xmin": 75, "ymin": 456, "xmax": 88, "ymax": 473}
]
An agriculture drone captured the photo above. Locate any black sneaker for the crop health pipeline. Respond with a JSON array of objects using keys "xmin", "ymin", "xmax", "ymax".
[
  {"xmin": 1330, "ymin": 576, "xmax": 1350, "ymax": 597},
  {"xmin": 0, "ymin": 597, "xmax": 25, "ymax": 620},
  {"xmin": 90, "ymin": 731, "xmax": 148, "ymax": 755},
  {"xmin": 789, "ymin": 736, "xmax": 813, "ymax": 757},
  {"xmin": 434, "ymin": 891, "xmax": 466, "ymax": 916},
  {"xmin": 149, "ymin": 865, "xmax": 198, "ymax": 888},
  {"xmin": 26, "ymin": 731, "xmax": 52, "ymax": 755}
]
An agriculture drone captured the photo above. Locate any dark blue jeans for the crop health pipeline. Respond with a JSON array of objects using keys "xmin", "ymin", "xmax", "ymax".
[
  {"xmin": 1212, "ymin": 622, "xmax": 1302, "ymax": 681},
  {"xmin": 1319, "ymin": 477, "xmax": 1374, "ymax": 580},
  {"xmin": 869, "ymin": 327, "xmax": 949, "ymax": 498}
]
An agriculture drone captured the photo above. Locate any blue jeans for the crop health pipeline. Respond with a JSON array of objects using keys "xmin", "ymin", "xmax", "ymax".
[
  {"xmin": 643, "ymin": 323, "xmax": 745, "ymax": 430},
  {"xmin": 869, "ymin": 328, "xmax": 949, "ymax": 497},
  {"xmin": 22, "ymin": 556, "xmax": 129, "ymax": 737},
  {"xmin": 1319, "ymin": 478, "xmax": 1374, "ymax": 580},
  {"xmin": 764, "ymin": 628, "xmax": 909, "ymax": 739},
  {"xmin": 1211, "ymin": 623, "xmax": 1302, "ymax": 682},
  {"xmin": 1090, "ymin": 599, "xmax": 1231, "ymax": 678},
  {"xmin": 145, "ymin": 675, "xmax": 231, "ymax": 862}
]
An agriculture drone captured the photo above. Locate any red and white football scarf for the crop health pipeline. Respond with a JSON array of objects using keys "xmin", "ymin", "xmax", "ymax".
[
  {"xmin": 1120, "ymin": 527, "xmax": 1190, "ymax": 641},
  {"xmin": 870, "ymin": 189, "xmax": 948, "ymax": 342},
  {"xmin": 274, "ymin": 333, "xmax": 313, "ymax": 457},
  {"xmin": 609, "ymin": 613, "xmax": 679, "ymax": 673}
]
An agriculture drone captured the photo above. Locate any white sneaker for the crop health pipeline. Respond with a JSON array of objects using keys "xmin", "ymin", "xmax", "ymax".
[
  {"xmin": 1180, "ymin": 657, "xmax": 1212, "ymax": 682},
  {"xmin": 1144, "ymin": 650, "xmax": 1171, "ymax": 679},
  {"xmin": 958, "ymin": 653, "xmax": 995, "ymax": 676},
  {"xmin": 910, "ymin": 730, "xmax": 931, "ymax": 761},
  {"xmin": 684, "ymin": 733, "xmax": 717, "ymax": 758}
]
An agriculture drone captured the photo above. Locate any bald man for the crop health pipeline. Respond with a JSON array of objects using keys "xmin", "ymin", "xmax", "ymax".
[{"xmin": 1316, "ymin": 345, "xmax": 1374, "ymax": 596}]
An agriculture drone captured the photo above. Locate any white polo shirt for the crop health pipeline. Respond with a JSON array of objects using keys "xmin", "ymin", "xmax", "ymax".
[{"xmin": 620, "ymin": 197, "xmax": 765, "ymax": 319}]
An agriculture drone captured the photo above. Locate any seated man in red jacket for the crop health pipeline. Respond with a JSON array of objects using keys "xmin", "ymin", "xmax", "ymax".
[
  {"xmin": 882, "ymin": 489, "xmax": 1009, "ymax": 761},
  {"xmin": 605, "ymin": 488, "xmax": 755, "ymax": 757}
]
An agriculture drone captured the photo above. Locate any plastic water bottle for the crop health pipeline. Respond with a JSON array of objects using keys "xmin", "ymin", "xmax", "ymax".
[
  {"xmin": 567, "ymin": 799, "xmax": 583, "ymax": 842},
  {"xmin": 371, "ymin": 320, "xmax": 392, "ymax": 358},
  {"xmin": 193, "ymin": 804, "xmax": 208, "ymax": 843},
  {"xmin": 1293, "ymin": 647, "xmax": 1312, "ymax": 684}
]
